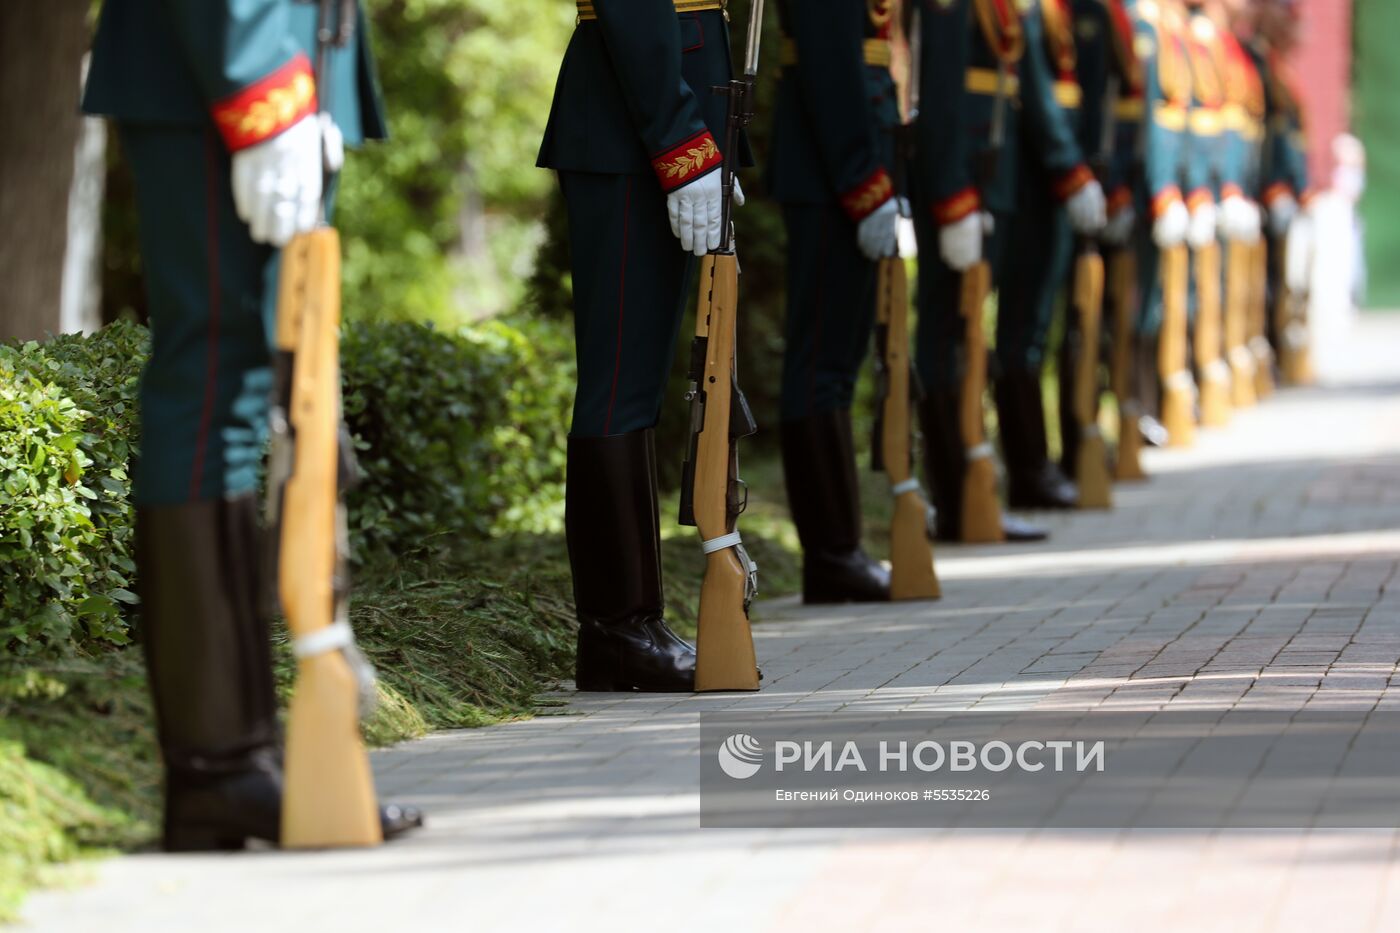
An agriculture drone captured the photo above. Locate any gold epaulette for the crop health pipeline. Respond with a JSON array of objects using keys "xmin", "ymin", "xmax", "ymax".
[
  {"xmin": 576, "ymin": 0, "xmax": 726, "ymax": 22},
  {"xmin": 1053, "ymin": 80, "xmax": 1082, "ymax": 109},
  {"xmin": 779, "ymin": 37, "xmax": 893, "ymax": 69},
  {"xmin": 966, "ymin": 67, "xmax": 1021, "ymax": 99}
]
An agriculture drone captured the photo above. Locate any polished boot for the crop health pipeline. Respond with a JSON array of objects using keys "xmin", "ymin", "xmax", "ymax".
[
  {"xmin": 1057, "ymin": 334, "xmax": 1080, "ymax": 479},
  {"xmin": 137, "ymin": 497, "xmax": 421, "ymax": 852},
  {"xmin": 996, "ymin": 369, "xmax": 1077, "ymax": 510},
  {"xmin": 780, "ymin": 410, "xmax": 889, "ymax": 603},
  {"xmin": 919, "ymin": 389, "xmax": 1048, "ymax": 544},
  {"xmin": 567, "ymin": 431, "xmax": 695, "ymax": 692}
]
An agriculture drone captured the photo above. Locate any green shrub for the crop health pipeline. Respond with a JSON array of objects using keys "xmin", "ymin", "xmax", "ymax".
[
  {"xmin": 337, "ymin": 315, "xmax": 575, "ymax": 559},
  {"xmin": 0, "ymin": 323, "xmax": 144, "ymax": 656}
]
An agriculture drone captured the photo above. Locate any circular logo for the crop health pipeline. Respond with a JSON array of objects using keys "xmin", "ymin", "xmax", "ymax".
[{"xmin": 717, "ymin": 733, "xmax": 764, "ymax": 780}]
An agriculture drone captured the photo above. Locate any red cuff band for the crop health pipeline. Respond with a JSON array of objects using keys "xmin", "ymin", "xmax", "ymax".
[
  {"xmin": 1108, "ymin": 186, "xmax": 1133, "ymax": 215},
  {"xmin": 1186, "ymin": 188, "xmax": 1214, "ymax": 212},
  {"xmin": 1261, "ymin": 182, "xmax": 1294, "ymax": 206},
  {"xmin": 1221, "ymin": 183, "xmax": 1244, "ymax": 201},
  {"xmin": 212, "ymin": 54, "xmax": 317, "ymax": 152},
  {"xmin": 1052, "ymin": 163, "xmax": 1095, "ymax": 201},
  {"xmin": 1151, "ymin": 186, "xmax": 1183, "ymax": 219},
  {"xmin": 651, "ymin": 131, "xmax": 723, "ymax": 193},
  {"xmin": 933, "ymin": 187, "xmax": 981, "ymax": 226},
  {"xmin": 1299, "ymin": 188, "xmax": 1318, "ymax": 207},
  {"xmin": 839, "ymin": 167, "xmax": 895, "ymax": 222}
]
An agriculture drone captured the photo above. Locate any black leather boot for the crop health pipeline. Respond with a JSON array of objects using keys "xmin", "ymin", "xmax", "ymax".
[
  {"xmin": 921, "ymin": 389, "xmax": 1049, "ymax": 544},
  {"xmin": 780, "ymin": 410, "xmax": 889, "ymax": 604},
  {"xmin": 567, "ymin": 431, "xmax": 695, "ymax": 692},
  {"xmin": 1135, "ymin": 337, "xmax": 1169, "ymax": 447},
  {"xmin": 1057, "ymin": 333, "xmax": 1080, "ymax": 479},
  {"xmin": 997, "ymin": 369, "xmax": 1078, "ymax": 510},
  {"xmin": 137, "ymin": 497, "xmax": 422, "ymax": 851}
]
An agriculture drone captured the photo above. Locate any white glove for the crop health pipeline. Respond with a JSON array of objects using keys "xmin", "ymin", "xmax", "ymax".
[
  {"xmin": 1186, "ymin": 201, "xmax": 1217, "ymax": 249},
  {"xmin": 1065, "ymin": 180, "xmax": 1107, "ymax": 235},
  {"xmin": 666, "ymin": 172, "xmax": 745, "ymax": 257},
  {"xmin": 1241, "ymin": 201, "xmax": 1263, "ymax": 245},
  {"xmin": 1102, "ymin": 205, "xmax": 1136, "ymax": 246},
  {"xmin": 1268, "ymin": 193, "xmax": 1298, "ymax": 239},
  {"xmin": 1152, "ymin": 200, "xmax": 1189, "ymax": 249},
  {"xmin": 939, "ymin": 211, "xmax": 986, "ymax": 271},
  {"xmin": 1220, "ymin": 195, "xmax": 1254, "ymax": 242},
  {"xmin": 856, "ymin": 197, "xmax": 904, "ymax": 261},
  {"xmin": 231, "ymin": 114, "xmax": 323, "ymax": 247}
]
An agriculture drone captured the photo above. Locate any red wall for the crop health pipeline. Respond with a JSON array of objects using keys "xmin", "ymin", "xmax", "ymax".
[{"xmin": 1291, "ymin": 0, "xmax": 1352, "ymax": 190}]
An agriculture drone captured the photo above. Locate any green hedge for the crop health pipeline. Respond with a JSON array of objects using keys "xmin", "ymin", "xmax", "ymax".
[
  {"xmin": 1, "ymin": 316, "xmax": 573, "ymax": 658},
  {"xmin": 0, "ymin": 323, "xmax": 145, "ymax": 657}
]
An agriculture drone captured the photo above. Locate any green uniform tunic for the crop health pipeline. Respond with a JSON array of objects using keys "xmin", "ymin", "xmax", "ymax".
[
  {"xmin": 82, "ymin": 0, "xmax": 384, "ymax": 505},
  {"xmin": 912, "ymin": 0, "xmax": 1092, "ymax": 392},
  {"xmin": 768, "ymin": 0, "xmax": 899, "ymax": 422},
  {"xmin": 537, "ymin": 1, "xmax": 746, "ymax": 438},
  {"xmin": 1126, "ymin": 0, "xmax": 1191, "ymax": 339}
]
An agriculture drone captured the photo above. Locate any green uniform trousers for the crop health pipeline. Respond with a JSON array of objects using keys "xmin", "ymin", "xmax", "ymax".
[
  {"xmin": 560, "ymin": 171, "xmax": 696, "ymax": 438},
  {"xmin": 122, "ymin": 124, "xmax": 283, "ymax": 506},
  {"xmin": 913, "ymin": 204, "xmax": 1009, "ymax": 392},
  {"xmin": 779, "ymin": 202, "xmax": 876, "ymax": 422},
  {"xmin": 998, "ymin": 162, "xmax": 1074, "ymax": 372}
]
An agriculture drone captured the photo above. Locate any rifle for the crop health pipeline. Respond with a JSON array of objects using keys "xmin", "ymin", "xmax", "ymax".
[
  {"xmin": 267, "ymin": 0, "xmax": 382, "ymax": 848},
  {"xmin": 1277, "ymin": 227, "xmax": 1314, "ymax": 385},
  {"xmin": 956, "ymin": 64, "xmax": 1010, "ymax": 545},
  {"xmin": 1225, "ymin": 234, "xmax": 1258, "ymax": 408},
  {"xmin": 1252, "ymin": 235, "xmax": 1276, "ymax": 396},
  {"xmin": 1159, "ymin": 241, "xmax": 1196, "ymax": 447},
  {"xmin": 872, "ymin": 5, "xmax": 940, "ymax": 599},
  {"xmin": 677, "ymin": 0, "xmax": 762, "ymax": 692},
  {"xmin": 1068, "ymin": 75, "xmax": 1120, "ymax": 510},
  {"xmin": 1193, "ymin": 235, "xmax": 1231, "ymax": 427},
  {"xmin": 1107, "ymin": 246, "xmax": 1146, "ymax": 480}
]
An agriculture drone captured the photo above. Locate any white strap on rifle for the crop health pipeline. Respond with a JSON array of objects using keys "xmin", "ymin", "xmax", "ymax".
[
  {"xmin": 967, "ymin": 442, "xmax": 995, "ymax": 463},
  {"xmin": 292, "ymin": 620, "xmax": 355, "ymax": 660},
  {"xmin": 1166, "ymin": 371, "xmax": 1195, "ymax": 391},
  {"xmin": 891, "ymin": 478, "xmax": 921, "ymax": 497},
  {"xmin": 702, "ymin": 531, "xmax": 744, "ymax": 555}
]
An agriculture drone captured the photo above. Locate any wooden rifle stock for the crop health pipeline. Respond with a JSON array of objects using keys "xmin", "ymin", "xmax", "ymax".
[
  {"xmin": 1071, "ymin": 246, "xmax": 1111, "ymax": 508},
  {"xmin": 1253, "ymin": 238, "xmax": 1277, "ymax": 396},
  {"xmin": 1159, "ymin": 243, "xmax": 1196, "ymax": 447},
  {"xmin": 959, "ymin": 261, "xmax": 1003, "ymax": 543},
  {"xmin": 1107, "ymin": 249, "xmax": 1146, "ymax": 481},
  {"xmin": 1225, "ymin": 238, "xmax": 1258, "ymax": 408},
  {"xmin": 875, "ymin": 257, "xmax": 940, "ymax": 599},
  {"xmin": 1275, "ymin": 234, "xmax": 1313, "ymax": 386},
  {"xmin": 1193, "ymin": 242, "xmax": 1231, "ymax": 427},
  {"xmin": 689, "ymin": 254, "xmax": 759, "ymax": 692},
  {"xmin": 273, "ymin": 229, "xmax": 382, "ymax": 849}
]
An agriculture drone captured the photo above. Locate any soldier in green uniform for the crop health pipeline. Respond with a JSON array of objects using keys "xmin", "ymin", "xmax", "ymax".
[
  {"xmin": 1246, "ymin": 0, "xmax": 1311, "ymax": 351},
  {"xmin": 538, "ymin": 0, "xmax": 747, "ymax": 690},
  {"xmin": 912, "ymin": 0, "xmax": 1105, "ymax": 542},
  {"xmin": 1123, "ymin": 0, "xmax": 1193, "ymax": 432},
  {"xmin": 82, "ymin": 0, "xmax": 419, "ymax": 850},
  {"xmin": 996, "ymin": 0, "xmax": 1110, "ymax": 511},
  {"xmin": 1058, "ymin": 0, "xmax": 1145, "ymax": 475},
  {"xmin": 767, "ymin": 0, "xmax": 897, "ymax": 603}
]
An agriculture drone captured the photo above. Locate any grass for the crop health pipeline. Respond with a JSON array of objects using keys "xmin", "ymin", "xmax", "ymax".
[{"xmin": 0, "ymin": 450, "xmax": 805, "ymax": 923}]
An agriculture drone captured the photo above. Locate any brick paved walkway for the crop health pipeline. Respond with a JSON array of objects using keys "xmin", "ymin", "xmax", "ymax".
[{"xmin": 21, "ymin": 315, "xmax": 1400, "ymax": 933}]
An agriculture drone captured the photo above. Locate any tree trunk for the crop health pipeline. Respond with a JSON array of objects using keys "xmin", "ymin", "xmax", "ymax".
[{"xmin": 0, "ymin": 1, "xmax": 91, "ymax": 342}]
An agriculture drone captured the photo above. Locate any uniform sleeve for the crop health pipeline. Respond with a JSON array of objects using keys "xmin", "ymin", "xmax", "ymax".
[
  {"xmin": 789, "ymin": 0, "xmax": 893, "ymax": 220},
  {"xmin": 1020, "ymin": 11, "xmax": 1095, "ymax": 200},
  {"xmin": 917, "ymin": 0, "xmax": 979, "ymax": 226},
  {"xmin": 592, "ymin": 0, "xmax": 721, "ymax": 192},
  {"xmin": 159, "ymin": 0, "xmax": 316, "ymax": 151}
]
